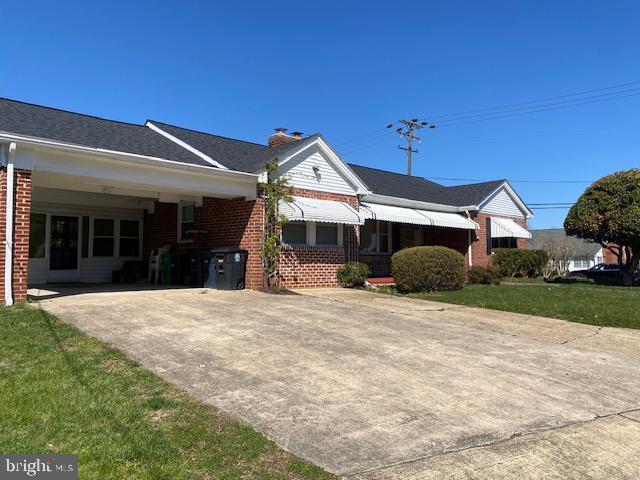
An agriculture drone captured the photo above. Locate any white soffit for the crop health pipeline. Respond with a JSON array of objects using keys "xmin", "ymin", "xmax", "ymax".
[
  {"xmin": 490, "ymin": 217, "xmax": 532, "ymax": 238},
  {"xmin": 280, "ymin": 196, "xmax": 363, "ymax": 225},
  {"xmin": 361, "ymin": 202, "xmax": 477, "ymax": 230}
]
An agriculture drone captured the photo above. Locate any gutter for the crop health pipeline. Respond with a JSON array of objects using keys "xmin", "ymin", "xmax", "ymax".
[
  {"xmin": 0, "ymin": 132, "xmax": 259, "ymax": 182},
  {"xmin": 4, "ymin": 142, "xmax": 16, "ymax": 305}
]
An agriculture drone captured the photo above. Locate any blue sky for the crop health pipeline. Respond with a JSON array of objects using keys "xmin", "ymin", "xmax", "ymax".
[{"xmin": 1, "ymin": 1, "xmax": 639, "ymax": 228}]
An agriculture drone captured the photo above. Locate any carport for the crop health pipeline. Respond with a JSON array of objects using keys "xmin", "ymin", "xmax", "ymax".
[{"xmin": 5, "ymin": 133, "xmax": 260, "ymax": 296}]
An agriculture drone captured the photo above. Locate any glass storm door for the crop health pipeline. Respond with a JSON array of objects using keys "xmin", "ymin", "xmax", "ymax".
[{"xmin": 48, "ymin": 215, "xmax": 80, "ymax": 281}]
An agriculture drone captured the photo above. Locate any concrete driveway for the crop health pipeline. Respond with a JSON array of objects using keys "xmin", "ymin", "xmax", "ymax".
[{"xmin": 36, "ymin": 286, "xmax": 640, "ymax": 479}]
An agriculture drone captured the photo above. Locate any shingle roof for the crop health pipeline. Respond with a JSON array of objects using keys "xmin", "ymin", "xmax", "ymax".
[
  {"xmin": 0, "ymin": 97, "xmax": 211, "ymax": 167},
  {"xmin": 349, "ymin": 163, "xmax": 505, "ymax": 207},
  {"xmin": 0, "ymin": 97, "xmax": 518, "ymax": 210},
  {"xmin": 147, "ymin": 120, "xmax": 320, "ymax": 173},
  {"xmin": 529, "ymin": 229, "xmax": 602, "ymax": 257}
]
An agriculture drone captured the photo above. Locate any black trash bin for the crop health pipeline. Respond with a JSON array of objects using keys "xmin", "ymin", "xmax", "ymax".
[
  {"xmin": 186, "ymin": 249, "xmax": 212, "ymax": 287},
  {"xmin": 169, "ymin": 253, "xmax": 187, "ymax": 285},
  {"xmin": 211, "ymin": 247, "xmax": 248, "ymax": 290}
]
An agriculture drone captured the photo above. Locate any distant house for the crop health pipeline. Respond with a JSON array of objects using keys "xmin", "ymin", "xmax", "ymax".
[{"xmin": 529, "ymin": 229, "xmax": 603, "ymax": 272}]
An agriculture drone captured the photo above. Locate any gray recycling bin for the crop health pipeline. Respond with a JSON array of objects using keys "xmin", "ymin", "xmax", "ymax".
[{"xmin": 211, "ymin": 247, "xmax": 249, "ymax": 290}]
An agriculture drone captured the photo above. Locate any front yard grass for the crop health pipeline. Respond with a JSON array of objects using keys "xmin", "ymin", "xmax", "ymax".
[
  {"xmin": 393, "ymin": 282, "xmax": 640, "ymax": 329},
  {"xmin": 0, "ymin": 305, "xmax": 334, "ymax": 480}
]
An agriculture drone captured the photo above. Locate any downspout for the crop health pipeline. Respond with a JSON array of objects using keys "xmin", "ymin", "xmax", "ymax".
[
  {"xmin": 464, "ymin": 210, "xmax": 473, "ymax": 267},
  {"xmin": 4, "ymin": 142, "xmax": 16, "ymax": 306}
]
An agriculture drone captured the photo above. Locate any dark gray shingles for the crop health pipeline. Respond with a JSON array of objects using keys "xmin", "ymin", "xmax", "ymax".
[
  {"xmin": 529, "ymin": 229, "xmax": 602, "ymax": 257},
  {"xmin": 147, "ymin": 121, "xmax": 321, "ymax": 173},
  {"xmin": 349, "ymin": 163, "xmax": 504, "ymax": 206},
  {"xmin": 0, "ymin": 97, "xmax": 211, "ymax": 167}
]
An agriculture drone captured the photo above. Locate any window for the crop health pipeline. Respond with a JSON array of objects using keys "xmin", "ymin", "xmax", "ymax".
[
  {"xmin": 574, "ymin": 257, "xmax": 590, "ymax": 268},
  {"xmin": 81, "ymin": 216, "xmax": 89, "ymax": 258},
  {"xmin": 179, "ymin": 202, "xmax": 195, "ymax": 241},
  {"xmin": 360, "ymin": 221, "xmax": 377, "ymax": 252},
  {"xmin": 359, "ymin": 220, "xmax": 391, "ymax": 253},
  {"xmin": 379, "ymin": 221, "xmax": 389, "ymax": 253},
  {"xmin": 282, "ymin": 222, "xmax": 307, "ymax": 245},
  {"xmin": 316, "ymin": 223, "xmax": 338, "ymax": 246},
  {"xmin": 93, "ymin": 218, "xmax": 115, "ymax": 257},
  {"xmin": 29, "ymin": 213, "xmax": 46, "ymax": 258},
  {"xmin": 491, "ymin": 237, "xmax": 518, "ymax": 249},
  {"xmin": 119, "ymin": 220, "xmax": 140, "ymax": 257}
]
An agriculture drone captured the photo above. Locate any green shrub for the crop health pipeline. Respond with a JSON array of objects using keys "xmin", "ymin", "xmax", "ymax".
[
  {"xmin": 336, "ymin": 262, "xmax": 369, "ymax": 287},
  {"xmin": 492, "ymin": 249, "xmax": 548, "ymax": 277},
  {"xmin": 392, "ymin": 246, "xmax": 465, "ymax": 293},
  {"xmin": 467, "ymin": 265, "xmax": 502, "ymax": 285}
]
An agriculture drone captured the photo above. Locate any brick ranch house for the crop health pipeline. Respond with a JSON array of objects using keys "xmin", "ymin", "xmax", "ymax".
[{"xmin": 0, "ymin": 98, "xmax": 532, "ymax": 304}]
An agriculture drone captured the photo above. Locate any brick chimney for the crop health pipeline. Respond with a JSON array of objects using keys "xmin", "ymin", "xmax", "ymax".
[{"xmin": 268, "ymin": 128, "xmax": 302, "ymax": 147}]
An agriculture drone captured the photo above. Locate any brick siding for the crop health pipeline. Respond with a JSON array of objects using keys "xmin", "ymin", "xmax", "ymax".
[
  {"xmin": 143, "ymin": 188, "xmax": 265, "ymax": 290},
  {"xmin": 470, "ymin": 212, "xmax": 528, "ymax": 267},
  {"xmin": 277, "ymin": 188, "xmax": 359, "ymax": 288},
  {"xmin": 0, "ymin": 168, "xmax": 32, "ymax": 302}
]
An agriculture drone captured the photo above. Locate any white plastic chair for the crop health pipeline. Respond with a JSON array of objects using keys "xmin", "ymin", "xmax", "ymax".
[{"xmin": 148, "ymin": 245, "xmax": 171, "ymax": 284}]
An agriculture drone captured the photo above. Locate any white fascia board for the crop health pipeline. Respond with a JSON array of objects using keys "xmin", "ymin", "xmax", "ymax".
[
  {"xmin": 478, "ymin": 181, "xmax": 533, "ymax": 219},
  {"xmin": 0, "ymin": 131, "xmax": 257, "ymax": 181},
  {"xmin": 362, "ymin": 193, "xmax": 476, "ymax": 214},
  {"xmin": 145, "ymin": 122, "xmax": 228, "ymax": 169},
  {"xmin": 273, "ymin": 137, "xmax": 372, "ymax": 195}
]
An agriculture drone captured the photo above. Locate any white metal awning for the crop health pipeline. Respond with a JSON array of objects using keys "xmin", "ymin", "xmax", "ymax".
[
  {"xmin": 280, "ymin": 196, "xmax": 364, "ymax": 225},
  {"xmin": 490, "ymin": 217, "xmax": 532, "ymax": 238},
  {"xmin": 360, "ymin": 202, "xmax": 478, "ymax": 230},
  {"xmin": 360, "ymin": 202, "xmax": 432, "ymax": 225}
]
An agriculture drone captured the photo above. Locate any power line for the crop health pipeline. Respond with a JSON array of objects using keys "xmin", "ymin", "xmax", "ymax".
[
  {"xmin": 430, "ymin": 80, "xmax": 640, "ymax": 120},
  {"xmin": 530, "ymin": 206, "xmax": 574, "ymax": 209},
  {"xmin": 528, "ymin": 203, "xmax": 575, "ymax": 206},
  {"xmin": 436, "ymin": 87, "xmax": 640, "ymax": 125},
  {"xmin": 425, "ymin": 176, "xmax": 593, "ymax": 184},
  {"xmin": 437, "ymin": 91, "xmax": 640, "ymax": 127}
]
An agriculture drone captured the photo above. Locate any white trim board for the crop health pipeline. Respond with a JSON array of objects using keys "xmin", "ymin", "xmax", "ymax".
[{"xmin": 146, "ymin": 122, "xmax": 228, "ymax": 169}]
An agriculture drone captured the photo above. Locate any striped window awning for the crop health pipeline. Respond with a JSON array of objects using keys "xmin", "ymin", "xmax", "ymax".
[
  {"xmin": 490, "ymin": 217, "xmax": 532, "ymax": 238},
  {"xmin": 360, "ymin": 202, "xmax": 478, "ymax": 230},
  {"xmin": 279, "ymin": 196, "xmax": 364, "ymax": 225}
]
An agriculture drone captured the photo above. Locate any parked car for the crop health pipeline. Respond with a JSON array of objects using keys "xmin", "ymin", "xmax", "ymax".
[{"xmin": 571, "ymin": 263, "xmax": 640, "ymax": 284}]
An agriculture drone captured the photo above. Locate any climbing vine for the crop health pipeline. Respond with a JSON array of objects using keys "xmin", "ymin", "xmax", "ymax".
[{"xmin": 262, "ymin": 157, "xmax": 292, "ymax": 288}]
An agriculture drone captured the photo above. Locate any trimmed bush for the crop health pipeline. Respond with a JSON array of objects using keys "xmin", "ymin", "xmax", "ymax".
[
  {"xmin": 492, "ymin": 249, "xmax": 548, "ymax": 277},
  {"xmin": 336, "ymin": 262, "xmax": 369, "ymax": 288},
  {"xmin": 467, "ymin": 265, "xmax": 502, "ymax": 285},
  {"xmin": 392, "ymin": 246, "xmax": 465, "ymax": 293}
]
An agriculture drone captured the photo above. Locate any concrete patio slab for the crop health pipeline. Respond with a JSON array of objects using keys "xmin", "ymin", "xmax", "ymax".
[{"xmin": 38, "ymin": 287, "xmax": 640, "ymax": 477}]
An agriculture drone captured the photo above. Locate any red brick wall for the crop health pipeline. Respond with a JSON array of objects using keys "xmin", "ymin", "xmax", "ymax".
[
  {"xmin": 143, "ymin": 191, "xmax": 266, "ymax": 290},
  {"xmin": 469, "ymin": 213, "xmax": 528, "ymax": 267},
  {"xmin": 279, "ymin": 243, "xmax": 346, "ymax": 288},
  {"xmin": 278, "ymin": 188, "xmax": 359, "ymax": 287},
  {"xmin": 13, "ymin": 170, "xmax": 31, "ymax": 301},
  {"xmin": 0, "ymin": 168, "xmax": 32, "ymax": 303}
]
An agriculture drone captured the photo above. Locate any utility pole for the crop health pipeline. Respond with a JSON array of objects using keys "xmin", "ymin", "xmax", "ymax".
[{"xmin": 390, "ymin": 118, "xmax": 436, "ymax": 176}]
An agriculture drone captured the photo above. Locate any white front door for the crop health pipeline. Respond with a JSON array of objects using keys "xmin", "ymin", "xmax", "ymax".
[{"xmin": 47, "ymin": 215, "xmax": 81, "ymax": 282}]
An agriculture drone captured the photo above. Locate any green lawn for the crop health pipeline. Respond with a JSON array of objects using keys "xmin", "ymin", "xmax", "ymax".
[
  {"xmin": 401, "ymin": 282, "xmax": 640, "ymax": 329},
  {"xmin": 0, "ymin": 306, "xmax": 334, "ymax": 480}
]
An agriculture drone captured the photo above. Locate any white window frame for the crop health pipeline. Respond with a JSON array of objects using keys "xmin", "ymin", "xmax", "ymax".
[
  {"xmin": 281, "ymin": 221, "xmax": 344, "ymax": 247},
  {"xmin": 92, "ymin": 217, "xmax": 116, "ymax": 258},
  {"xmin": 118, "ymin": 218, "xmax": 143, "ymax": 259},
  {"xmin": 311, "ymin": 222, "xmax": 343, "ymax": 247},
  {"xmin": 177, "ymin": 201, "xmax": 195, "ymax": 243},
  {"xmin": 359, "ymin": 220, "xmax": 392, "ymax": 255}
]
